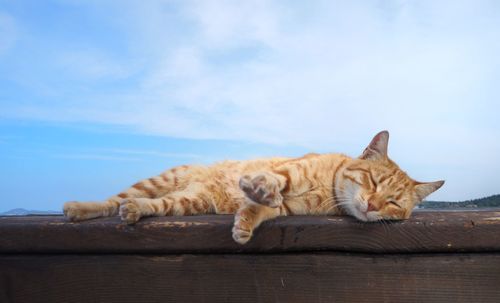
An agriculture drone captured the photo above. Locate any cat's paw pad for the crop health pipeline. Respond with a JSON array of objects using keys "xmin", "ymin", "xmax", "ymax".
[
  {"xmin": 63, "ymin": 202, "xmax": 85, "ymax": 221},
  {"xmin": 232, "ymin": 226, "xmax": 252, "ymax": 245},
  {"xmin": 239, "ymin": 173, "xmax": 283, "ymax": 207},
  {"xmin": 119, "ymin": 199, "xmax": 142, "ymax": 224},
  {"xmin": 232, "ymin": 217, "xmax": 253, "ymax": 245}
]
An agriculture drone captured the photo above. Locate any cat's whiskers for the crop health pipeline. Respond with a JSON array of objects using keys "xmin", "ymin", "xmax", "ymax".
[
  {"xmin": 323, "ymin": 201, "xmax": 351, "ymax": 214},
  {"xmin": 381, "ymin": 219, "xmax": 393, "ymax": 235},
  {"xmin": 313, "ymin": 197, "xmax": 334, "ymax": 212},
  {"xmin": 314, "ymin": 195, "xmax": 353, "ymax": 213}
]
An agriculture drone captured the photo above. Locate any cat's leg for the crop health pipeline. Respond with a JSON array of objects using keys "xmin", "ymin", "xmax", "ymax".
[
  {"xmin": 233, "ymin": 170, "xmax": 295, "ymax": 244},
  {"xmin": 119, "ymin": 182, "xmax": 216, "ymax": 224},
  {"xmin": 239, "ymin": 171, "xmax": 288, "ymax": 208},
  {"xmin": 63, "ymin": 165, "xmax": 195, "ymax": 221},
  {"xmin": 64, "ymin": 189, "xmax": 152, "ymax": 222},
  {"xmin": 232, "ymin": 203, "xmax": 286, "ymax": 244}
]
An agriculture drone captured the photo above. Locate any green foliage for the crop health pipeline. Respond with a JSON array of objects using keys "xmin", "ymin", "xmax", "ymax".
[{"xmin": 420, "ymin": 194, "xmax": 500, "ymax": 209}]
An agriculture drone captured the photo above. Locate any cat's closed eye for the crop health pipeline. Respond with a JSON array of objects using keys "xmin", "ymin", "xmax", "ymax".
[{"xmin": 387, "ymin": 200, "xmax": 402, "ymax": 208}]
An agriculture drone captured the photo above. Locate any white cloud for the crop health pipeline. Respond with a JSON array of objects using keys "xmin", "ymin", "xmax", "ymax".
[
  {"xmin": 0, "ymin": 12, "xmax": 17, "ymax": 56},
  {"xmin": 51, "ymin": 153, "xmax": 142, "ymax": 162},
  {"xmin": 95, "ymin": 148, "xmax": 202, "ymax": 160},
  {"xmin": 126, "ymin": 0, "xmax": 500, "ymax": 149},
  {"xmin": 187, "ymin": 0, "xmax": 281, "ymax": 49},
  {"xmin": 26, "ymin": 146, "xmax": 202, "ymax": 163}
]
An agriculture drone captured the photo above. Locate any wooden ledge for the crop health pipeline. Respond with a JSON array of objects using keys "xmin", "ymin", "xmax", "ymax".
[{"xmin": 1, "ymin": 210, "xmax": 500, "ymax": 254}]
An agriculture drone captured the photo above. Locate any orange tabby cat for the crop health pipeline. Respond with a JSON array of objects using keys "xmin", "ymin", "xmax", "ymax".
[{"xmin": 64, "ymin": 131, "xmax": 444, "ymax": 244}]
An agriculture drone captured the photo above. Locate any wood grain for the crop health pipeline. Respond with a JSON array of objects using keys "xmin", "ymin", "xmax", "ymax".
[
  {"xmin": 1, "ymin": 210, "xmax": 500, "ymax": 253},
  {"xmin": 1, "ymin": 253, "xmax": 499, "ymax": 303}
]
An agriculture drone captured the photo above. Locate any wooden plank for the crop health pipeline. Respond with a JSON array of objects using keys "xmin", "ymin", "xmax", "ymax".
[
  {"xmin": 1, "ymin": 253, "xmax": 499, "ymax": 303},
  {"xmin": 1, "ymin": 210, "xmax": 500, "ymax": 253}
]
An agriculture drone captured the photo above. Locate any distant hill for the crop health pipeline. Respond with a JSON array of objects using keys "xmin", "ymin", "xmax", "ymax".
[
  {"xmin": 420, "ymin": 194, "xmax": 500, "ymax": 209},
  {"xmin": 0, "ymin": 208, "xmax": 62, "ymax": 216}
]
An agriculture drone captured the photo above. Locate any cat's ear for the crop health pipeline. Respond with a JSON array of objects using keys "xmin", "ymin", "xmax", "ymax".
[
  {"xmin": 414, "ymin": 180, "xmax": 445, "ymax": 201},
  {"xmin": 360, "ymin": 130, "xmax": 389, "ymax": 160}
]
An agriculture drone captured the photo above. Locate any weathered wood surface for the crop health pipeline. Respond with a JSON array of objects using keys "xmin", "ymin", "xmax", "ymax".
[
  {"xmin": 1, "ymin": 253, "xmax": 499, "ymax": 303},
  {"xmin": 1, "ymin": 210, "xmax": 500, "ymax": 254}
]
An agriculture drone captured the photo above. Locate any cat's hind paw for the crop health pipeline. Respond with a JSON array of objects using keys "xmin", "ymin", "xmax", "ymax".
[
  {"xmin": 63, "ymin": 202, "xmax": 85, "ymax": 221},
  {"xmin": 63, "ymin": 201, "xmax": 101, "ymax": 222},
  {"xmin": 119, "ymin": 199, "xmax": 142, "ymax": 224},
  {"xmin": 239, "ymin": 173, "xmax": 283, "ymax": 208}
]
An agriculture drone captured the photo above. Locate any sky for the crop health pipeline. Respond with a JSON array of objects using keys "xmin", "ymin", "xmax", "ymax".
[{"xmin": 0, "ymin": 0, "xmax": 499, "ymax": 212}]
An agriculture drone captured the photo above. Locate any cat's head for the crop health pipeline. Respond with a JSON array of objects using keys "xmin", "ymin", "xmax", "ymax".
[{"xmin": 339, "ymin": 131, "xmax": 444, "ymax": 222}]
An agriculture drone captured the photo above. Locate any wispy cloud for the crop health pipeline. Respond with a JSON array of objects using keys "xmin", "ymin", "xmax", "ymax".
[
  {"xmin": 0, "ymin": 11, "xmax": 17, "ymax": 57},
  {"xmin": 51, "ymin": 153, "xmax": 142, "ymax": 162},
  {"xmin": 34, "ymin": 147, "xmax": 202, "ymax": 162},
  {"xmin": 97, "ymin": 148, "xmax": 202, "ymax": 159},
  {"xmin": 3, "ymin": 1, "xmax": 499, "ymax": 147}
]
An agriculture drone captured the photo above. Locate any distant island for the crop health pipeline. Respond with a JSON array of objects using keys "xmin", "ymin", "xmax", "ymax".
[
  {"xmin": 420, "ymin": 194, "xmax": 500, "ymax": 209},
  {"xmin": 1, "ymin": 195, "xmax": 500, "ymax": 216},
  {"xmin": 0, "ymin": 208, "xmax": 62, "ymax": 216}
]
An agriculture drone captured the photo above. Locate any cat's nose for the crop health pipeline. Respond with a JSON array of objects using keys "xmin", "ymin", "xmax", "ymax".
[{"xmin": 367, "ymin": 201, "xmax": 379, "ymax": 212}]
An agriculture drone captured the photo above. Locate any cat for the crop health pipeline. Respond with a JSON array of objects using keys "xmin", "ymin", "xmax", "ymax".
[{"xmin": 63, "ymin": 130, "xmax": 444, "ymax": 244}]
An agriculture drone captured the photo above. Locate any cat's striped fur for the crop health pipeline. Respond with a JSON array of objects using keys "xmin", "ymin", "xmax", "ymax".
[{"xmin": 64, "ymin": 131, "xmax": 444, "ymax": 244}]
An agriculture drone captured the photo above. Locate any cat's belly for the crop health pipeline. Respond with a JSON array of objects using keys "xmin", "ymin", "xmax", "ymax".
[{"xmin": 209, "ymin": 170, "xmax": 247, "ymax": 214}]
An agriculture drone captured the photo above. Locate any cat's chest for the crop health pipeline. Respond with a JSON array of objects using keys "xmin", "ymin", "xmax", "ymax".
[
  {"xmin": 283, "ymin": 168, "xmax": 335, "ymax": 214},
  {"xmin": 283, "ymin": 182, "xmax": 333, "ymax": 213}
]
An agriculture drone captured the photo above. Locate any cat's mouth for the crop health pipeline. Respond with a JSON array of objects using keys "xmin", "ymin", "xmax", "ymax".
[
  {"xmin": 354, "ymin": 211, "xmax": 369, "ymax": 221},
  {"xmin": 339, "ymin": 191, "xmax": 381, "ymax": 222},
  {"xmin": 352, "ymin": 202, "xmax": 381, "ymax": 222}
]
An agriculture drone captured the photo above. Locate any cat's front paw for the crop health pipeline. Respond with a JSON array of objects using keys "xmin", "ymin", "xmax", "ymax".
[
  {"xmin": 119, "ymin": 199, "xmax": 142, "ymax": 224},
  {"xmin": 232, "ymin": 215, "xmax": 253, "ymax": 245},
  {"xmin": 239, "ymin": 173, "xmax": 283, "ymax": 208}
]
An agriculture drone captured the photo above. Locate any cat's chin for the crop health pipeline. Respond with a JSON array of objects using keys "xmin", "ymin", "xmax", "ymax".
[
  {"xmin": 346, "ymin": 203, "xmax": 381, "ymax": 222},
  {"xmin": 343, "ymin": 203, "xmax": 368, "ymax": 222},
  {"xmin": 352, "ymin": 212, "xmax": 369, "ymax": 222}
]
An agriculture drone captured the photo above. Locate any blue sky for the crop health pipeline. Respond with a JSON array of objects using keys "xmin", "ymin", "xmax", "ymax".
[{"xmin": 1, "ymin": 0, "xmax": 499, "ymax": 212}]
